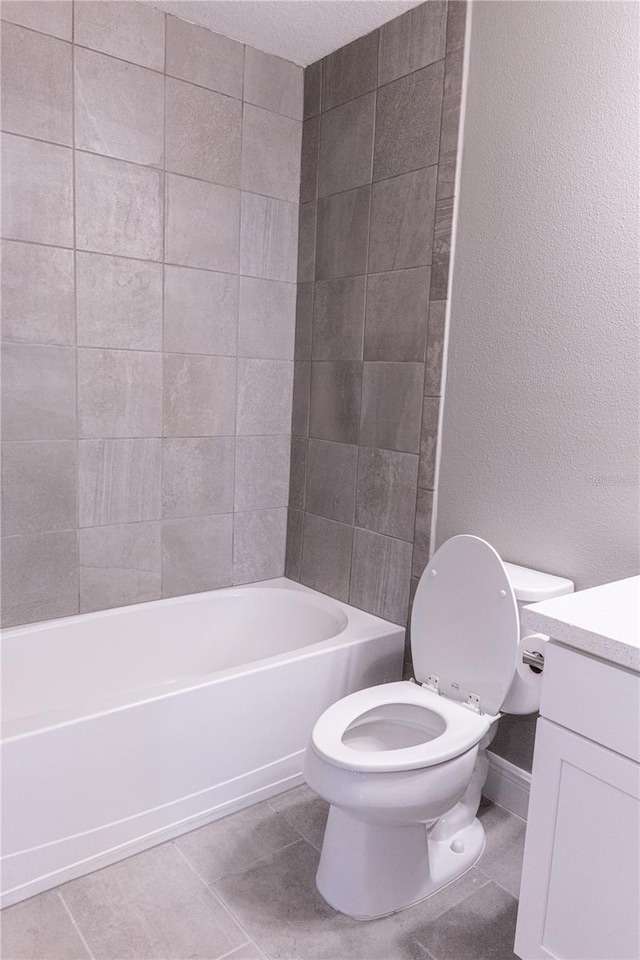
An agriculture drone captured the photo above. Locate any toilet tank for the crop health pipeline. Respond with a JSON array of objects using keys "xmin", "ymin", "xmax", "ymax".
[
  {"xmin": 499, "ymin": 561, "xmax": 574, "ymax": 715},
  {"xmin": 503, "ymin": 561, "xmax": 574, "ymax": 637}
]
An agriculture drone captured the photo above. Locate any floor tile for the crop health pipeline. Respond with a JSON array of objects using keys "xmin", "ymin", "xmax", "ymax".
[
  {"xmin": 175, "ymin": 801, "xmax": 300, "ymax": 885},
  {"xmin": 59, "ymin": 842, "xmax": 246, "ymax": 960},
  {"xmin": 216, "ymin": 839, "xmax": 450, "ymax": 960},
  {"xmin": 415, "ymin": 881, "xmax": 518, "ymax": 960},
  {"xmin": 0, "ymin": 890, "xmax": 90, "ymax": 960},
  {"xmin": 477, "ymin": 802, "xmax": 527, "ymax": 898},
  {"xmin": 268, "ymin": 784, "xmax": 330, "ymax": 850}
]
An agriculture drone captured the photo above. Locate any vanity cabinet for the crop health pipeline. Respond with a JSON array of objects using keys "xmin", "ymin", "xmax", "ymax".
[{"xmin": 515, "ymin": 641, "xmax": 640, "ymax": 960}]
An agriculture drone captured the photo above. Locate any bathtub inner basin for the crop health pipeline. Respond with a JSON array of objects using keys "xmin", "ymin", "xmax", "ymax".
[{"xmin": 1, "ymin": 583, "xmax": 349, "ymax": 726}]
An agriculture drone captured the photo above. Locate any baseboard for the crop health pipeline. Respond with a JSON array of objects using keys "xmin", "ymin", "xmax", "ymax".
[{"xmin": 483, "ymin": 751, "xmax": 531, "ymax": 820}]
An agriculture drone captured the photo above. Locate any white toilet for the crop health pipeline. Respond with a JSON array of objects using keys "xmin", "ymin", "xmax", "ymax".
[{"xmin": 304, "ymin": 535, "xmax": 574, "ymax": 919}]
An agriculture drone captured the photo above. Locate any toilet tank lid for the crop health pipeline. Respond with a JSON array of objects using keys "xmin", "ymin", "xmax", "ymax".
[{"xmin": 503, "ymin": 562, "xmax": 574, "ymax": 603}]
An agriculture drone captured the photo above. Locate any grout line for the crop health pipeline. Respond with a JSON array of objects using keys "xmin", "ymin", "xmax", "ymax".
[{"xmin": 56, "ymin": 890, "xmax": 97, "ymax": 960}]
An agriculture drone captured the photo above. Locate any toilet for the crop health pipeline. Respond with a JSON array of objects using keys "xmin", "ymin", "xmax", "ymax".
[{"xmin": 304, "ymin": 535, "xmax": 574, "ymax": 919}]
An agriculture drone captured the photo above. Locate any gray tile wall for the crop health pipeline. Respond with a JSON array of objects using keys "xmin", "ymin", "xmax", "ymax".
[
  {"xmin": 286, "ymin": 1, "xmax": 466, "ymax": 640},
  {"xmin": 1, "ymin": 0, "xmax": 303, "ymax": 626}
]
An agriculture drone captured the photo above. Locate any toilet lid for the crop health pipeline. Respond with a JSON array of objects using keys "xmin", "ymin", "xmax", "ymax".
[{"xmin": 411, "ymin": 535, "xmax": 519, "ymax": 716}]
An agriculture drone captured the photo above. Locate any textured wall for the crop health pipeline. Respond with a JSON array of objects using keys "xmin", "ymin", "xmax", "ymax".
[
  {"xmin": 437, "ymin": 0, "xmax": 640, "ymax": 769},
  {"xmin": 1, "ymin": 0, "xmax": 302, "ymax": 626},
  {"xmin": 286, "ymin": 1, "xmax": 466, "ymax": 633}
]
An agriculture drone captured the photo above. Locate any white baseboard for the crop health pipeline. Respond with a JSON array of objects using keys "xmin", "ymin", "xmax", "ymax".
[{"xmin": 483, "ymin": 751, "xmax": 531, "ymax": 821}]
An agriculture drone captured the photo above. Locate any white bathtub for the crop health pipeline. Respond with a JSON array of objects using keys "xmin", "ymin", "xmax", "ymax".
[{"xmin": 0, "ymin": 578, "xmax": 404, "ymax": 906}]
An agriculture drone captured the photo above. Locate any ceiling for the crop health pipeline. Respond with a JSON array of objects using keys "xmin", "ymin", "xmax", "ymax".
[{"xmin": 146, "ymin": 1, "xmax": 424, "ymax": 66}]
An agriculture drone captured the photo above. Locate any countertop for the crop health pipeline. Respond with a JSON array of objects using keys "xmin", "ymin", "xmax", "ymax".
[{"xmin": 523, "ymin": 575, "xmax": 640, "ymax": 672}]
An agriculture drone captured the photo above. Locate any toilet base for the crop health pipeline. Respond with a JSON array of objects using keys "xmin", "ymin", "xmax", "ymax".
[{"xmin": 316, "ymin": 811, "xmax": 486, "ymax": 920}]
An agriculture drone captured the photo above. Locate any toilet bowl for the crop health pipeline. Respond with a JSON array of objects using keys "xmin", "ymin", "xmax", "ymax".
[{"xmin": 304, "ymin": 535, "xmax": 574, "ymax": 919}]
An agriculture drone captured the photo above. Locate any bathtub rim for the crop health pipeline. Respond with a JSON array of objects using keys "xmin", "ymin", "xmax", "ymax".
[{"xmin": 1, "ymin": 578, "xmax": 405, "ymax": 742}]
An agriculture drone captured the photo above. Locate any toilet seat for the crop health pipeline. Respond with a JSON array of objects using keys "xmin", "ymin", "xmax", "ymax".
[{"xmin": 310, "ymin": 681, "xmax": 492, "ymax": 773}]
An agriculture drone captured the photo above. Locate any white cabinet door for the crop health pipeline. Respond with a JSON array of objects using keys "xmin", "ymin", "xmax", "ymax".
[{"xmin": 515, "ymin": 719, "xmax": 640, "ymax": 960}]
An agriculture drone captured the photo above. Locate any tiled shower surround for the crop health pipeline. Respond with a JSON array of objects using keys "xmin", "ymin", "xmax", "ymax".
[
  {"xmin": 285, "ymin": 2, "xmax": 466, "ymax": 632},
  {"xmin": 0, "ymin": 1, "xmax": 303, "ymax": 626}
]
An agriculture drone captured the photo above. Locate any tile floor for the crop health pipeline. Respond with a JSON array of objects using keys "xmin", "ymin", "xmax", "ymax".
[{"xmin": 1, "ymin": 787, "xmax": 525, "ymax": 960}]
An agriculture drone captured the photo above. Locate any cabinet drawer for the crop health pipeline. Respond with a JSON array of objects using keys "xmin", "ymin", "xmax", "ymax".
[{"xmin": 540, "ymin": 642, "xmax": 640, "ymax": 761}]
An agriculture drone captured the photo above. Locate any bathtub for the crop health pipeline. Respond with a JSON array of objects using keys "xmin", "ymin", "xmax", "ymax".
[{"xmin": 1, "ymin": 578, "xmax": 404, "ymax": 907}]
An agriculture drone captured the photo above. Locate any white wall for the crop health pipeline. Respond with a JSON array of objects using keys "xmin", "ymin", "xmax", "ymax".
[{"xmin": 437, "ymin": 0, "xmax": 640, "ymax": 592}]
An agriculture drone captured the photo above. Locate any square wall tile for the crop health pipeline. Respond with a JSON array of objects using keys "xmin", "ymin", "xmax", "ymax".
[
  {"xmin": 1, "ymin": 241, "xmax": 74, "ymax": 345},
  {"xmin": 437, "ymin": 47, "xmax": 464, "ymax": 200},
  {"xmin": 162, "ymin": 514, "xmax": 233, "ymax": 597},
  {"xmin": 305, "ymin": 438, "xmax": 358, "ymax": 524},
  {"xmin": 236, "ymin": 359, "xmax": 293, "ymax": 435},
  {"xmin": 1, "ymin": 134, "xmax": 73, "ymax": 247},
  {"xmin": 360, "ymin": 362, "xmax": 424, "ymax": 453},
  {"xmin": 164, "ymin": 266, "xmax": 238, "ymax": 356},
  {"xmin": 1, "ymin": 0, "xmax": 72, "ymax": 39},
  {"xmin": 312, "ymin": 276, "xmax": 365, "ymax": 361},
  {"xmin": 77, "ymin": 252, "xmax": 163, "ymax": 351},
  {"xmin": 164, "ymin": 354, "xmax": 236, "ymax": 438},
  {"xmin": 318, "ymin": 93, "xmax": 375, "ymax": 198},
  {"xmin": 240, "ymin": 193, "xmax": 298, "ymax": 282},
  {"xmin": 74, "ymin": 1, "xmax": 165, "ymax": 70},
  {"xmin": 76, "ymin": 152, "xmax": 162, "ymax": 260},
  {"xmin": 79, "ymin": 439, "xmax": 162, "ymax": 526},
  {"xmin": 166, "ymin": 174, "xmax": 240, "ymax": 272},
  {"xmin": 235, "ymin": 435, "xmax": 291, "ymax": 510},
  {"xmin": 78, "ymin": 348, "xmax": 162, "ymax": 438},
  {"xmin": 447, "ymin": 1, "xmax": 468, "ymax": 54},
  {"xmin": 300, "ymin": 513, "xmax": 353, "ymax": 602},
  {"xmin": 368, "ymin": 167, "xmax": 437, "ymax": 273},
  {"xmin": 378, "ymin": 1, "xmax": 447, "ymax": 85},
  {"xmin": 233, "ymin": 508, "xmax": 287, "ymax": 584},
  {"xmin": 300, "ymin": 117, "xmax": 319, "ymax": 203},
  {"xmin": 74, "ymin": 48, "xmax": 164, "ymax": 166},
  {"xmin": 242, "ymin": 104, "xmax": 302, "ymax": 202},
  {"xmin": 364, "ymin": 267, "xmax": 430, "ymax": 362},
  {"xmin": 309, "ymin": 361, "xmax": 362, "ymax": 444},
  {"xmin": 166, "ymin": 15, "xmax": 244, "ymax": 98},
  {"xmin": 238, "ymin": 278, "xmax": 296, "ymax": 360},
  {"xmin": 1, "ymin": 24, "xmax": 72, "ymax": 145},
  {"xmin": 322, "ymin": 31, "xmax": 378, "ymax": 111},
  {"xmin": 374, "ymin": 61, "xmax": 445, "ymax": 182},
  {"xmin": 315, "ymin": 186, "xmax": 370, "ymax": 280},
  {"xmin": 303, "ymin": 60, "xmax": 321, "ymax": 120},
  {"xmin": 412, "ymin": 487, "xmax": 433, "ymax": 578},
  {"xmin": 419, "ymin": 397, "xmax": 440, "ymax": 489},
  {"xmin": 430, "ymin": 197, "xmax": 455, "ymax": 300},
  {"xmin": 2, "ymin": 343, "xmax": 75, "ymax": 440},
  {"xmin": 2, "ymin": 441, "xmax": 77, "ymax": 536},
  {"xmin": 288, "ymin": 436, "xmax": 307, "ymax": 510},
  {"xmin": 244, "ymin": 47, "xmax": 303, "ymax": 120},
  {"xmin": 350, "ymin": 527, "xmax": 412, "ymax": 624},
  {"xmin": 79, "ymin": 522, "xmax": 161, "ymax": 613},
  {"xmin": 166, "ymin": 78, "xmax": 241, "ymax": 187},
  {"xmin": 425, "ymin": 300, "xmax": 446, "ymax": 396},
  {"xmin": 162, "ymin": 437, "xmax": 235, "ymax": 519},
  {"xmin": 285, "ymin": 508, "xmax": 304, "ymax": 579},
  {"xmin": 297, "ymin": 201, "xmax": 317, "ymax": 284},
  {"xmin": 356, "ymin": 446, "xmax": 418, "ymax": 542},
  {"xmin": 291, "ymin": 362, "xmax": 311, "ymax": 437},
  {"xmin": 294, "ymin": 284, "xmax": 313, "ymax": 361},
  {"xmin": 1, "ymin": 531, "xmax": 78, "ymax": 627}
]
